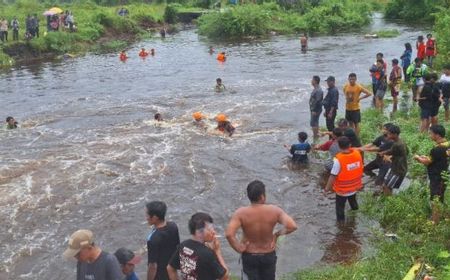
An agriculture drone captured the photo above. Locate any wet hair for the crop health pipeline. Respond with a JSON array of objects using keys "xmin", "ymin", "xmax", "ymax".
[
  {"xmin": 337, "ymin": 136, "xmax": 351, "ymax": 149},
  {"xmin": 312, "ymin": 75, "xmax": 320, "ymax": 84},
  {"xmin": 146, "ymin": 201, "xmax": 167, "ymax": 220},
  {"xmin": 430, "ymin": 125, "xmax": 445, "ymax": 138},
  {"xmin": 387, "ymin": 124, "xmax": 400, "ymax": 135},
  {"xmin": 418, "ymin": 35, "xmax": 424, "ymax": 41},
  {"xmin": 298, "ymin": 132, "xmax": 308, "ymax": 142},
  {"xmin": 376, "ymin": 59, "xmax": 384, "ymax": 65},
  {"xmin": 424, "ymin": 73, "xmax": 432, "ymax": 82},
  {"xmin": 348, "ymin": 73, "xmax": 357, "ymax": 78},
  {"xmin": 405, "ymin": 43, "xmax": 412, "ymax": 51},
  {"xmin": 392, "ymin": 59, "xmax": 399, "ymax": 65},
  {"xmin": 443, "ymin": 64, "xmax": 450, "ymax": 70},
  {"xmin": 337, "ymin": 118, "xmax": 348, "ymax": 128},
  {"xmin": 247, "ymin": 180, "xmax": 265, "ymax": 203},
  {"xmin": 376, "ymin": 52, "xmax": 384, "ymax": 58},
  {"xmin": 6, "ymin": 116, "xmax": 14, "ymax": 122},
  {"xmin": 332, "ymin": 127, "xmax": 343, "ymax": 138},
  {"xmin": 216, "ymin": 78, "xmax": 222, "ymax": 83},
  {"xmin": 188, "ymin": 212, "xmax": 213, "ymax": 234},
  {"xmin": 154, "ymin": 113, "xmax": 161, "ymax": 120}
]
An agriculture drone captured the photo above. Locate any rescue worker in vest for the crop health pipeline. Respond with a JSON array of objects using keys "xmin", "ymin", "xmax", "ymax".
[
  {"xmin": 325, "ymin": 136, "xmax": 363, "ymax": 222},
  {"xmin": 139, "ymin": 48, "xmax": 149, "ymax": 58},
  {"xmin": 407, "ymin": 58, "xmax": 428, "ymax": 103},
  {"xmin": 215, "ymin": 113, "xmax": 235, "ymax": 137},
  {"xmin": 425, "ymin": 33, "xmax": 437, "ymax": 68},
  {"xmin": 119, "ymin": 50, "xmax": 128, "ymax": 61},
  {"xmin": 217, "ymin": 52, "xmax": 226, "ymax": 62}
]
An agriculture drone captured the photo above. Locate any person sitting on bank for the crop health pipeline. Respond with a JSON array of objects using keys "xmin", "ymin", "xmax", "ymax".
[
  {"xmin": 139, "ymin": 48, "xmax": 149, "ymax": 57},
  {"xmin": 6, "ymin": 116, "xmax": 18, "ymax": 129},
  {"xmin": 215, "ymin": 114, "xmax": 235, "ymax": 137},
  {"xmin": 284, "ymin": 131, "xmax": 311, "ymax": 164},
  {"xmin": 114, "ymin": 248, "xmax": 142, "ymax": 280},
  {"xmin": 215, "ymin": 78, "xmax": 226, "ymax": 92},
  {"xmin": 325, "ymin": 136, "xmax": 363, "ymax": 222}
]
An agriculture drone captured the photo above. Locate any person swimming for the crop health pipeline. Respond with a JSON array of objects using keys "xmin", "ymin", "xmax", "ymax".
[
  {"xmin": 6, "ymin": 116, "xmax": 18, "ymax": 129},
  {"xmin": 215, "ymin": 114, "xmax": 235, "ymax": 136},
  {"xmin": 139, "ymin": 48, "xmax": 149, "ymax": 57},
  {"xmin": 154, "ymin": 113, "xmax": 163, "ymax": 122},
  {"xmin": 217, "ymin": 52, "xmax": 226, "ymax": 62},
  {"xmin": 208, "ymin": 46, "xmax": 214, "ymax": 55},
  {"xmin": 215, "ymin": 78, "xmax": 226, "ymax": 93},
  {"xmin": 120, "ymin": 50, "xmax": 128, "ymax": 61},
  {"xmin": 150, "ymin": 49, "xmax": 155, "ymax": 56}
]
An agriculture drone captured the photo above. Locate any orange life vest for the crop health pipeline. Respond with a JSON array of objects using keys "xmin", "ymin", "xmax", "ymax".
[
  {"xmin": 217, "ymin": 53, "xmax": 226, "ymax": 62},
  {"xmin": 120, "ymin": 53, "xmax": 127, "ymax": 61},
  {"xmin": 333, "ymin": 149, "xmax": 363, "ymax": 194},
  {"xmin": 139, "ymin": 51, "xmax": 148, "ymax": 57}
]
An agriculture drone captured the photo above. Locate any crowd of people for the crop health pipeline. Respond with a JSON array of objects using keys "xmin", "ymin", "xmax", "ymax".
[
  {"xmin": 0, "ymin": 10, "xmax": 77, "ymax": 42},
  {"xmin": 4, "ymin": 30, "xmax": 448, "ymax": 280},
  {"xmin": 64, "ymin": 181, "xmax": 297, "ymax": 280}
]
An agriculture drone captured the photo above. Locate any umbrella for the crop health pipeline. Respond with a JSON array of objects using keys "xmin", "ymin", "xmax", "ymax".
[
  {"xmin": 49, "ymin": 7, "xmax": 63, "ymax": 14},
  {"xmin": 43, "ymin": 10, "xmax": 57, "ymax": 16}
]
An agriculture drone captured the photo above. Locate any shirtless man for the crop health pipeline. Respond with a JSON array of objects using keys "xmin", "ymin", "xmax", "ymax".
[
  {"xmin": 225, "ymin": 180, "xmax": 298, "ymax": 280},
  {"xmin": 300, "ymin": 33, "xmax": 308, "ymax": 52}
]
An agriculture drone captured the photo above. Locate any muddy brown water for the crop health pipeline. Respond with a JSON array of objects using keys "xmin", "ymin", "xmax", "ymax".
[{"xmin": 0, "ymin": 14, "xmax": 424, "ymax": 279}]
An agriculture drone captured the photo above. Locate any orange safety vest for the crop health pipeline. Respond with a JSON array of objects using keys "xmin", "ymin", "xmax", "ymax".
[
  {"xmin": 333, "ymin": 149, "xmax": 363, "ymax": 194},
  {"xmin": 120, "ymin": 54, "xmax": 127, "ymax": 61},
  {"xmin": 217, "ymin": 53, "xmax": 226, "ymax": 62}
]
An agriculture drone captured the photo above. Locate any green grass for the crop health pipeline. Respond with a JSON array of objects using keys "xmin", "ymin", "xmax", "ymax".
[
  {"xmin": 372, "ymin": 29, "xmax": 400, "ymax": 38},
  {"xmin": 290, "ymin": 107, "xmax": 450, "ymax": 279}
]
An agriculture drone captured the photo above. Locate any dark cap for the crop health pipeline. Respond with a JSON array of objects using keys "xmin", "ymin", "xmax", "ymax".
[
  {"xmin": 325, "ymin": 76, "xmax": 335, "ymax": 82},
  {"xmin": 114, "ymin": 248, "xmax": 142, "ymax": 265}
]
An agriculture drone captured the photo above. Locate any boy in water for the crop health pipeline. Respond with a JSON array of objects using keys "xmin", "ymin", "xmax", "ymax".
[
  {"xmin": 215, "ymin": 114, "xmax": 235, "ymax": 137},
  {"xmin": 284, "ymin": 132, "xmax": 311, "ymax": 164},
  {"xmin": 215, "ymin": 78, "xmax": 226, "ymax": 93},
  {"xmin": 6, "ymin": 116, "xmax": 18, "ymax": 129},
  {"xmin": 154, "ymin": 113, "xmax": 163, "ymax": 122}
]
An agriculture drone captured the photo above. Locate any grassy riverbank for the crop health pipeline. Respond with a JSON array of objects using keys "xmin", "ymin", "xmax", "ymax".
[
  {"xmin": 290, "ymin": 107, "xmax": 450, "ymax": 279},
  {"xmin": 198, "ymin": 0, "xmax": 372, "ymax": 39},
  {"xmin": 0, "ymin": 1, "xmax": 199, "ymax": 66}
]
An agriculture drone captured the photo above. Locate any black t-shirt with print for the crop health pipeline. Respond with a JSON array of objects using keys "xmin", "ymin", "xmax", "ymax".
[{"xmin": 169, "ymin": 239, "xmax": 226, "ymax": 280}]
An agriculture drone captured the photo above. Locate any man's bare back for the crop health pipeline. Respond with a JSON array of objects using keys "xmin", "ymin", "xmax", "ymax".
[{"xmin": 227, "ymin": 203, "xmax": 297, "ymax": 254}]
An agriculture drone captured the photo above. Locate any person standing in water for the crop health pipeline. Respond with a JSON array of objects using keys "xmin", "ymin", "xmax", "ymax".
[
  {"xmin": 309, "ymin": 75, "xmax": 323, "ymax": 140},
  {"xmin": 226, "ymin": 180, "xmax": 298, "ymax": 280},
  {"xmin": 5, "ymin": 116, "xmax": 18, "ymax": 129},
  {"xmin": 284, "ymin": 131, "xmax": 311, "ymax": 164},
  {"xmin": 300, "ymin": 33, "xmax": 308, "ymax": 52},
  {"xmin": 215, "ymin": 78, "xmax": 226, "ymax": 92}
]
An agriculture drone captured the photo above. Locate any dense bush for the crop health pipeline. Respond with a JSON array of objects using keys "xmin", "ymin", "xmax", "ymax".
[
  {"xmin": 434, "ymin": 9, "xmax": 450, "ymax": 67},
  {"xmin": 385, "ymin": 0, "xmax": 449, "ymax": 22}
]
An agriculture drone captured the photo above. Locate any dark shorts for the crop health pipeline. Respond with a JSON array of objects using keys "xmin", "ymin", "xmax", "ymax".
[
  {"xmin": 420, "ymin": 107, "xmax": 433, "ymax": 119},
  {"xmin": 430, "ymin": 106, "xmax": 440, "ymax": 117},
  {"xmin": 242, "ymin": 251, "xmax": 277, "ymax": 280},
  {"xmin": 384, "ymin": 168, "xmax": 404, "ymax": 189},
  {"xmin": 310, "ymin": 111, "xmax": 321, "ymax": 127},
  {"xmin": 443, "ymin": 97, "xmax": 450, "ymax": 110},
  {"xmin": 429, "ymin": 177, "xmax": 446, "ymax": 202},
  {"xmin": 345, "ymin": 110, "xmax": 361, "ymax": 124},
  {"xmin": 376, "ymin": 90, "xmax": 386, "ymax": 100}
]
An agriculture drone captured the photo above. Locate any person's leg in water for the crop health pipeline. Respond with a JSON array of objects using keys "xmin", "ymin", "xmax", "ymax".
[
  {"xmin": 335, "ymin": 194, "xmax": 347, "ymax": 222},
  {"xmin": 347, "ymin": 194, "xmax": 358, "ymax": 211}
]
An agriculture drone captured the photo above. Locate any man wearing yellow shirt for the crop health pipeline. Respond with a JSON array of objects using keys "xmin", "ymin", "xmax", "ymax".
[{"xmin": 343, "ymin": 73, "xmax": 372, "ymax": 136}]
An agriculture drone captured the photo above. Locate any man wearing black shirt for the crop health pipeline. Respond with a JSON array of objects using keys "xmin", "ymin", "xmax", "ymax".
[
  {"xmin": 322, "ymin": 76, "xmax": 339, "ymax": 132},
  {"xmin": 146, "ymin": 201, "xmax": 180, "ymax": 280},
  {"xmin": 168, "ymin": 212, "xmax": 228, "ymax": 280},
  {"xmin": 362, "ymin": 123, "xmax": 394, "ymax": 186},
  {"xmin": 418, "ymin": 74, "xmax": 438, "ymax": 132},
  {"xmin": 414, "ymin": 125, "xmax": 449, "ymax": 223}
]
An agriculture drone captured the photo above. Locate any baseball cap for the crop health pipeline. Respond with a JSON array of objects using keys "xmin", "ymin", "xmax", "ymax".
[
  {"xmin": 63, "ymin": 229, "xmax": 94, "ymax": 259},
  {"xmin": 325, "ymin": 76, "xmax": 335, "ymax": 82},
  {"xmin": 114, "ymin": 248, "xmax": 142, "ymax": 265}
]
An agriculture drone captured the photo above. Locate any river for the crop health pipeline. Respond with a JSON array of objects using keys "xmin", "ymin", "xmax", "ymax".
[{"xmin": 0, "ymin": 13, "xmax": 423, "ymax": 279}]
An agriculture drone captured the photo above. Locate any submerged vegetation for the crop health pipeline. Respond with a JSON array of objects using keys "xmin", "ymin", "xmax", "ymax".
[
  {"xmin": 198, "ymin": 0, "xmax": 372, "ymax": 39},
  {"xmin": 291, "ymin": 107, "xmax": 450, "ymax": 279}
]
